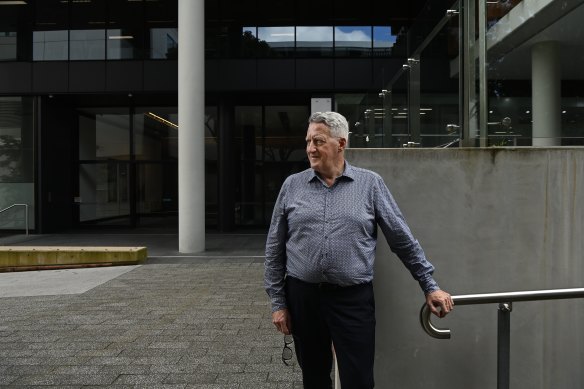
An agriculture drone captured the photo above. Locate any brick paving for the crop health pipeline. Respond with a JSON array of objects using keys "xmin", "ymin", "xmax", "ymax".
[{"xmin": 0, "ymin": 238, "xmax": 304, "ymax": 388}]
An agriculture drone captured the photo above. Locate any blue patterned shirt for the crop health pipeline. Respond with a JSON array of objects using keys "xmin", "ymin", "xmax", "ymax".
[{"xmin": 264, "ymin": 161, "xmax": 439, "ymax": 312}]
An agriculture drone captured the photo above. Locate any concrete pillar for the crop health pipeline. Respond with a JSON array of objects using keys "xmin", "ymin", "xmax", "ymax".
[
  {"xmin": 532, "ymin": 41, "xmax": 561, "ymax": 146},
  {"xmin": 178, "ymin": 0, "xmax": 205, "ymax": 253}
]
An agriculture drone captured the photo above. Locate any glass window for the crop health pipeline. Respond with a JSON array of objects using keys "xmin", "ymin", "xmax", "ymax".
[
  {"xmin": 335, "ymin": 26, "xmax": 371, "ymax": 57},
  {"xmin": 107, "ymin": 0, "xmax": 144, "ymax": 60},
  {"xmin": 70, "ymin": 0, "xmax": 106, "ymax": 60},
  {"xmin": 258, "ymin": 26, "xmax": 294, "ymax": 57},
  {"xmin": 0, "ymin": 2, "xmax": 31, "ymax": 61},
  {"xmin": 78, "ymin": 108, "xmax": 130, "ymax": 161},
  {"xmin": 107, "ymin": 29, "xmax": 139, "ymax": 60},
  {"xmin": 70, "ymin": 29, "xmax": 105, "ymax": 60},
  {"xmin": 0, "ymin": 97, "xmax": 34, "ymax": 183},
  {"xmin": 234, "ymin": 106, "xmax": 262, "ymax": 225},
  {"xmin": 145, "ymin": 0, "xmax": 177, "ymax": 59},
  {"xmin": 296, "ymin": 26, "xmax": 333, "ymax": 57},
  {"xmin": 373, "ymin": 26, "xmax": 396, "ymax": 56},
  {"xmin": 136, "ymin": 163, "xmax": 177, "ymax": 217},
  {"xmin": 33, "ymin": 30, "xmax": 68, "ymax": 61},
  {"xmin": 149, "ymin": 28, "xmax": 177, "ymax": 59},
  {"xmin": 78, "ymin": 161, "xmax": 130, "ymax": 224},
  {"xmin": 0, "ymin": 96, "xmax": 35, "ymax": 230},
  {"xmin": 134, "ymin": 108, "xmax": 178, "ymax": 161},
  {"xmin": 0, "ymin": 31, "xmax": 17, "ymax": 61},
  {"xmin": 238, "ymin": 26, "xmax": 271, "ymax": 58},
  {"xmin": 33, "ymin": 0, "xmax": 68, "ymax": 61}
]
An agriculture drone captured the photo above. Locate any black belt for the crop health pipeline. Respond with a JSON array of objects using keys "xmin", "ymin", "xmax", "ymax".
[{"xmin": 287, "ymin": 276, "xmax": 368, "ymax": 290}]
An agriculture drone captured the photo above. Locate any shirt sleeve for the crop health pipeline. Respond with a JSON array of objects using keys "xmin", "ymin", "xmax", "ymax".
[
  {"xmin": 373, "ymin": 175, "xmax": 440, "ymax": 294},
  {"xmin": 264, "ymin": 179, "xmax": 290, "ymax": 312}
]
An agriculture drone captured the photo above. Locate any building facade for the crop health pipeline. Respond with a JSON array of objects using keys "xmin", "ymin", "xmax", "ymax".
[{"xmin": 0, "ymin": 0, "xmax": 582, "ymax": 235}]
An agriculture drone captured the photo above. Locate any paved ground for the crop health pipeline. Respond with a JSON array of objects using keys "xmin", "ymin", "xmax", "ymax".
[{"xmin": 0, "ymin": 233, "xmax": 303, "ymax": 388}]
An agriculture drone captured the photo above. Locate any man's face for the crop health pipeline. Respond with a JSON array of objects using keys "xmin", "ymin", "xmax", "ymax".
[{"xmin": 305, "ymin": 122, "xmax": 345, "ymax": 174}]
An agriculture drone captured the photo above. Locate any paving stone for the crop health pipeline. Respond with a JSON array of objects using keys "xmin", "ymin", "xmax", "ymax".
[
  {"xmin": 113, "ymin": 373, "xmax": 170, "ymax": 385},
  {"xmin": 163, "ymin": 373, "xmax": 218, "ymax": 385},
  {"xmin": 0, "ymin": 237, "xmax": 308, "ymax": 389}
]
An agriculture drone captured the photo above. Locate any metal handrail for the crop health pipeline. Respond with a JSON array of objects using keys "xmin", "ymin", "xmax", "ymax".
[
  {"xmin": 0, "ymin": 203, "xmax": 29, "ymax": 235},
  {"xmin": 420, "ymin": 288, "xmax": 584, "ymax": 339},
  {"xmin": 420, "ymin": 287, "xmax": 584, "ymax": 389}
]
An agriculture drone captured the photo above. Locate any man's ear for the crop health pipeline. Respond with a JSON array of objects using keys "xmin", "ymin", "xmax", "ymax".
[{"xmin": 338, "ymin": 137, "xmax": 347, "ymax": 151}]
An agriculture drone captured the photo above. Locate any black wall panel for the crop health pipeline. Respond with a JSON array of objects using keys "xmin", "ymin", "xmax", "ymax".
[
  {"xmin": 218, "ymin": 60, "xmax": 257, "ymax": 91},
  {"xmin": 296, "ymin": 59, "xmax": 334, "ymax": 90},
  {"xmin": 143, "ymin": 60, "xmax": 177, "ymax": 91},
  {"xmin": 69, "ymin": 62, "xmax": 106, "ymax": 92},
  {"xmin": 106, "ymin": 61, "xmax": 144, "ymax": 92},
  {"xmin": 32, "ymin": 62, "xmax": 68, "ymax": 94},
  {"xmin": 335, "ymin": 59, "xmax": 373, "ymax": 90},
  {"xmin": 257, "ymin": 59, "xmax": 295, "ymax": 90},
  {"xmin": 0, "ymin": 63, "xmax": 32, "ymax": 94}
]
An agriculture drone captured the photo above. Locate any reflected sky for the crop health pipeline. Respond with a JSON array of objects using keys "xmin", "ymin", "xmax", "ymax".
[{"xmin": 242, "ymin": 25, "xmax": 395, "ymax": 47}]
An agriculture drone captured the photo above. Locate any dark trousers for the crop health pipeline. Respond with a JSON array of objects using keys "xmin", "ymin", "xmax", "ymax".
[{"xmin": 285, "ymin": 276, "xmax": 376, "ymax": 389}]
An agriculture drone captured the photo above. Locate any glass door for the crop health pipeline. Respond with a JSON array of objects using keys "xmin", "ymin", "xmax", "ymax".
[{"xmin": 77, "ymin": 108, "xmax": 131, "ymax": 226}]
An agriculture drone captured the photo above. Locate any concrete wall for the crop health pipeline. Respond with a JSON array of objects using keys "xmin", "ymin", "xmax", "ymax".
[{"xmin": 346, "ymin": 147, "xmax": 584, "ymax": 389}]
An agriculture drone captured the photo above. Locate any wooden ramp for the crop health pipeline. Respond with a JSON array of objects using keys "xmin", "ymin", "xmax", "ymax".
[{"xmin": 0, "ymin": 246, "xmax": 147, "ymax": 272}]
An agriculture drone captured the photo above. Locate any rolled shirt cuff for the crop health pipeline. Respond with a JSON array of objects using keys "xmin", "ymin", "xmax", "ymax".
[
  {"xmin": 270, "ymin": 296, "xmax": 287, "ymax": 313},
  {"xmin": 419, "ymin": 275, "xmax": 440, "ymax": 295}
]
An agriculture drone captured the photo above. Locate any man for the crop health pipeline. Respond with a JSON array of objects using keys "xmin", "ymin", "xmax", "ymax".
[{"xmin": 264, "ymin": 111, "xmax": 453, "ymax": 388}]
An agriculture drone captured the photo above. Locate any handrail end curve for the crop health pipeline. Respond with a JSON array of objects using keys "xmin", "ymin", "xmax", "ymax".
[{"xmin": 420, "ymin": 303, "xmax": 452, "ymax": 339}]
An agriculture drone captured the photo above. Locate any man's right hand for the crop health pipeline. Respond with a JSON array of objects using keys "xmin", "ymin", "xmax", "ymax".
[{"xmin": 272, "ymin": 308, "xmax": 292, "ymax": 335}]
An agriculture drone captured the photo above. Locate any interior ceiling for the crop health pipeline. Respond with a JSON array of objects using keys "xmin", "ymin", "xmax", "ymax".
[{"xmin": 487, "ymin": 2, "xmax": 584, "ymax": 80}]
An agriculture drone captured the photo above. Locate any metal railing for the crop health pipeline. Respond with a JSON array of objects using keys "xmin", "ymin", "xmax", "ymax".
[
  {"xmin": 420, "ymin": 288, "xmax": 584, "ymax": 389},
  {"xmin": 0, "ymin": 203, "xmax": 29, "ymax": 235}
]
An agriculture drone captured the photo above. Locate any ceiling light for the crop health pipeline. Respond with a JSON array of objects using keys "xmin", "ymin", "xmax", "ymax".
[
  {"xmin": 109, "ymin": 35, "xmax": 134, "ymax": 40},
  {"xmin": 0, "ymin": 1, "xmax": 27, "ymax": 4}
]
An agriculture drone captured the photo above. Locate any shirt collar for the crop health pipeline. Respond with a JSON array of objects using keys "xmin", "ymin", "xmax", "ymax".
[{"xmin": 308, "ymin": 161, "xmax": 355, "ymax": 183}]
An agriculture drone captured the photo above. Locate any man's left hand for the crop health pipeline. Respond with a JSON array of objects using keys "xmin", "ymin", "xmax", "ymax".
[{"xmin": 425, "ymin": 289, "xmax": 454, "ymax": 318}]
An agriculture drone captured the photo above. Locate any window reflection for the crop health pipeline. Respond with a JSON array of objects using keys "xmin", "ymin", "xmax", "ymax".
[
  {"xmin": 149, "ymin": 28, "xmax": 177, "ymax": 59},
  {"xmin": 0, "ymin": 32, "xmax": 17, "ymax": 61},
  {"xmin": 296, "ymin": 26, "xmax": 332, "ymax": 57},
  {"xmin": 258, "ymin": 26, "xmax": 294, "ymax": 57},
  {"xmin": 107, "ymin": 29, "xmax": 136, "ymax": 60},
  {"xmin": 33, "ymin": 31, "xmax": 68, "ymax": 61},
  {"xmin": 242, "ymin": 25, "xmax": 396, "ymax": 58},
  {"xmin": 0, "ymin": 96, "xmax": 35, "ymax": 230},
  {"xmin": 134, "ymin": 108, "xmax": 178, "ymax": 161},
  {"xmin": 78, "ymin": 108, "xmax": 129, "ymax": 161},
  {"xmin": 107, "ymin": 0, "xmax": 144, "ymax": 60},
  {"xmin": 70, "ymin": 30, "xmax": 105, "ymax": 60},
  {"xmin": 0, "ymin": 2, "xmax": 31, "ymax": 61},
  {"xmin": 0, "ymin": 97, "xmax": 34, "ymax": 183},
  {"xmin": 335, "ymin": 26, "xmax": 371, "ymax": 57},
  {"xmin": 373, "ymin": 26, "xmax": 395, "ymax": 56}
]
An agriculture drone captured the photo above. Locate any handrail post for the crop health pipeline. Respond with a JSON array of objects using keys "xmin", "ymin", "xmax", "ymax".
[{"xmin": 497, "ymin": 302, "xmax": 512, "ymax": 389}]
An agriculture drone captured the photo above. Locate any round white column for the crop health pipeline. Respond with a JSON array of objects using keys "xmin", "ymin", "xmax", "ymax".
[
  {"xmin": 532, "ymin": 41, "xmax": 561, "ymax": 146},
  {"xmin": 178, "ymin": 0, "xmax": 205, "ymax": 253}
]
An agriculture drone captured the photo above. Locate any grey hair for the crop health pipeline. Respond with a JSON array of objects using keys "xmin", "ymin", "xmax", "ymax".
[{"xmin": 308, "ymin": 111, "xmax": 349, "ymax": 140}]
